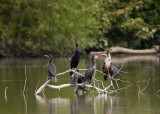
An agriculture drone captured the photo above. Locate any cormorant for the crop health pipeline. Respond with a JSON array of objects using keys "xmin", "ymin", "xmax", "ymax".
[
  {"xmin": 70, "ymin": 41, "xmax": 80, "ymax": 84},
  {"xmin": 44, "ymin": 54, "xmax": 57, "ymax": 82},
  {"xmin": 77, "ymin": 54, "xmax": 99, "ymax": 86},
  {"xmin": 102, "ymin": 49, "xmax": 123, "ymax": 81}
]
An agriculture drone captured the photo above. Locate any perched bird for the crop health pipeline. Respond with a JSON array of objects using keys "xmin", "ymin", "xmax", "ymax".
[
  {"xmin": 77, "ymin": 54, "xmax": 99, "ymax": 85},
  {"xmin": 44, "ymin": 54, "xmax": 57, "ymax": 82},
  {"xmin": 102, "ymin": 49, "xmax": 123, "ymax": 81},
  {"xmin": 70, "ymin": 41, "xmax": 80, "ymax": 84}
]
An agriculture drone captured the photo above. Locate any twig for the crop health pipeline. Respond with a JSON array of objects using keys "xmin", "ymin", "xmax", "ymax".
[
  {"xmin": 35, "ymin": 81, "xmax": 40, "ymax": 93},
  {"xmin": 79, "ymin": 69, "xmax": 106, "ymax": 76},
  {"xmin": 113, "ymin": 78, "xmax": 131, "ymax": 84},
  {"xmin": 95, "ymin": 70, "xmax": 106, "ymax": 75},
  {"xmin": 139, "ymin": 78, "xmax": 150, "ymax": 93},
  {"xmin": 113, "ymin": 63, "xmax": 124, "ymax": 77},
  {"xmin": 109, "ymin": 84, "xmax": 134, "ymax": 94},
  {"xmin": 93, "ymin": 77, "xmax": 105, "ymax": 89},
  {"xmin": 23, "ymin": 65, "xmax": 27, "ymax": 94},
  {"xmin": 56, "ymin": 69, "xmax": 84, "ymax": 77}
]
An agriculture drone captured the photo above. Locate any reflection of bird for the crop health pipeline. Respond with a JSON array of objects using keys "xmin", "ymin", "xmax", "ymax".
[
  {"xmin": 70, "ymin": 41, "xmax": 80, "ymax": 84},
  {"xmin": 44, "ymin": 54, "xmax": 57, "ymax": 82},
  {"xmin": 102, "ymin": 49, "xmax": 123, "ymax": 81},
  {"xmin": 77, "ymin": 54, "xmax": 99, "ymax": 92}
]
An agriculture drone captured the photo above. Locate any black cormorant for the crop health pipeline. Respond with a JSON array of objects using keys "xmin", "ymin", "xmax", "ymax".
[
  {"xmin": 102, "ymin": 49, "xmax": 123, "ymax": 81},
  {"xmin": 44, "ymin": 54, "xmax": 57, "ymax": 82},
  {"xmin": 77, "ymin": 54, "xmax": 99, "ymax": 85},
  {"xmin": 70, "ymin": 41, "xmax": 80, "ymax": 84}
]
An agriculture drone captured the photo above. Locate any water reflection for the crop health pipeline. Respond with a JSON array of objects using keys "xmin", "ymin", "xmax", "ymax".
[{"xmin": 35, "ymin": 94, "xmax": 123, "ymax": 114}]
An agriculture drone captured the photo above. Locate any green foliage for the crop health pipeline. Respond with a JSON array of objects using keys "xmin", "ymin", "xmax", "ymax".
[{"xmin": 0, "ymin": 0, "xmax": 160, "ymax": 56}]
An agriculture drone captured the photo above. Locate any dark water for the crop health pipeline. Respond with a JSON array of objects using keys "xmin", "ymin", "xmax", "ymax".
[{"xmin": 0, "ymin": 55, "xmax": 160, "ymax": 114}]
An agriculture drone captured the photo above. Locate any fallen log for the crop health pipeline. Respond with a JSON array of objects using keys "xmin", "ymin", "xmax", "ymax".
[{"xmin": 90, "ymin": 46, "xmax": 159, "ymax": 55}]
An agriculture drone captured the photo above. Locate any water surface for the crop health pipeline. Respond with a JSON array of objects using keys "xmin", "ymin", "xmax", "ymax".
[{"xmin": 0, "ymin": 55, "xmax": 160, "ymax": 114}]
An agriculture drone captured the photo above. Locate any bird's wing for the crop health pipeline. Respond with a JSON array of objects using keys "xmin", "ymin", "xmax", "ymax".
[
  {"xmin": 110, "ymin": 64, "xmax": 123, "ymax": 77},
  {"xmin": 84, "ymin": 65, "xmax": 95, "ymax": 81},
  {"xmin": 48, "ymin": 63, "xmax": 56, "ymax": 76},
  {"xmin": 70, "ymin": 51, "xmax": 79, "ymax": 68},
  {"xmin": 102, "ymin": 62, "xmax": 105, "ymax": 72}
]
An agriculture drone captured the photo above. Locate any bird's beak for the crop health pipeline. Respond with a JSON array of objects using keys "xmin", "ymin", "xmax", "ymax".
[
  {"xmin": 101, "ymin": 54, "xmax": 107, "ymax": 57},
  {"xmin": 44, "ymin": 55, "xmax": 49, "ymax": 58},
  {"xmin": 95, "ymin": 55, "xmax": 99, "ymax": 58}
]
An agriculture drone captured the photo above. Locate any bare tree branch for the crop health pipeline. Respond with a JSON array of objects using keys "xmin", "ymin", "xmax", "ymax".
[
  {"xmin": 5, "ymin": 87, "xmax": 8, "ymax": 101},
  {"xmin": 23, "ymin": 65, "xmax": 27, "ymax": 94}
]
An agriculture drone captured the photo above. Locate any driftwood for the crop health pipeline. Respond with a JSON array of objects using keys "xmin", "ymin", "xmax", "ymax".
[{"xmin": 90, "ymin": 46, "xmax": 159, "ymax": 55}]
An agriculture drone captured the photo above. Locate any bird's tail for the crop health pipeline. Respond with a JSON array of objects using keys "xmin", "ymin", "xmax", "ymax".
[
  {"xmin": 104, "ymin": 74, "xmax": 108, "ymax": 81},
  {"xmin": 52, "ymin": 76, "xmax": 57, "ymax": 82},
  {"xmin": 70, "ymin": 72, "xmax": 74, "ymax": 84}
]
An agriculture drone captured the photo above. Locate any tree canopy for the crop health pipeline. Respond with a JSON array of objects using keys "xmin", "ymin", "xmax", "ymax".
[{"xmin": 0, "ymin": 0, "xmax": 160, "ymax": 57}]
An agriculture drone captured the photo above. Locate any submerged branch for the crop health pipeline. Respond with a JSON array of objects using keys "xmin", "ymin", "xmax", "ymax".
[{"xmin": 23, "ymin": 65, "xmax": 27, "ymax": 94}]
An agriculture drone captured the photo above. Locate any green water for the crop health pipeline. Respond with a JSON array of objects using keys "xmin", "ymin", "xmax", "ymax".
[{"xmin": 0, "ymin": 55, "xmax": 160, "ymax": 114}]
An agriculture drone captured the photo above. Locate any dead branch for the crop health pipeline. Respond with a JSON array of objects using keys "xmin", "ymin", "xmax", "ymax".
[
  {"xmin": 35, "ymin": 79, "xmax": 51, "ymax": 95},
  {"xmin": 47, "ymin": 83, "xmax": 73, "ymax": 90},
  {"xmin": 139, "ymin": 78, "xmax": 150, "ymax": 94},
  {"xmin": 5, "ymin": 87, "xmax": 8, "ymax": 101},
  {"xmin": 157, "ymin": 89, "xmax": 160, "ymax": 93},
  {"xmin": 109, "ymin": 84, "xmax": 134, "ymax": 94},
  {"xmin": 46, "ymin": 83, "xmax": 108, "ymax": 94},
  {"xmin": 56, "ymin": 69, "xmax": 84, "ymax": 77},
  {"xmin": 35, "ymin": 81, "xmax": 40, "ymax": 93},
  {"xmin": 35, "ymin": 62, "xmax": 150, "ymax": 96},
  {"xmin": 23, "ymin": 65, "xmax": 27, "ymax": 94},
  {"xmin": 35, "ymin": 69, "xmax": 85, "ymax": 95},
  {"xmin": 93, "ymin": 77, "xmax": 105, "ymax": 89}
]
